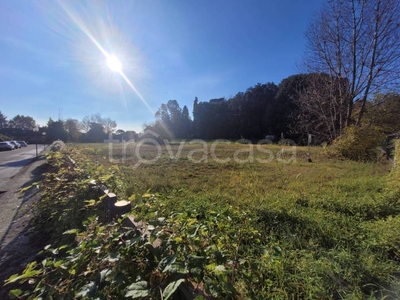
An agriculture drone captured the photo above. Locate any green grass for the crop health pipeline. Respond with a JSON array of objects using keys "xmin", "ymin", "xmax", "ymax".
[
  {"xmin": 66, "ymin": 142, "xmax": 400, "ymax": 298},
  {"xmin": 73, "ymin": 142, "xmax": 390, "ymax": 211}
]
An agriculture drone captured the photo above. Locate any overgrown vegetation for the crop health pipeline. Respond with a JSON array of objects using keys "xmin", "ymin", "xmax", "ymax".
[
  {"xmin": 4, "ymin": 142, "xmax": 400, "ymax": 299},
  {"xmin": 0, "ymin": 133, "xmax": 11, "ymax": 141},
  {"xmin": 328, "ymin": 125, "xmax": 386, "ymax": 162}
]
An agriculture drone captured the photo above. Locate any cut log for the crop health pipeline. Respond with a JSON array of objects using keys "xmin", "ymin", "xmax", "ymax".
[{"xmin": 114, "ymin": 200, "xmax": 131, "ymax": 218}]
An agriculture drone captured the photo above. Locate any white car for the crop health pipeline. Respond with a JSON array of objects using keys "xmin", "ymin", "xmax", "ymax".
[
  {"xmin": 0, "ymin": 142, "xmax": 13, "ymax": 151},
  {"xmin": 9, "ymin": 141, "xmax": 21, "ymax": 149},
  {"xmin": 17, "ymin": 141, "xmax": 28, "ymax": 147}
]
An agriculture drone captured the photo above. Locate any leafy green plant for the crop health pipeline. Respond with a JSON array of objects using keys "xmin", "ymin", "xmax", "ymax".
[{"xmin": 328, "ymin": 125, "xmax": 385, "ymax": 161}]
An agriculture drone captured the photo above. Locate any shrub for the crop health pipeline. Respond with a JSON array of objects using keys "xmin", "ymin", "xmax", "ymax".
[
  {"xmin": 394, "ymin": 139, "xmax": 399, "ymax": 170},
  {"xmin": 49, "ymin": 140, "xmax": 66, "ymax": 152},
  {"xmin": 329, "ymin": 125, "xmax": 385, "ymax": 161},
  {"xmin": 387, "ymin": 139, "xmax": 400, "ymax": 193},
  {"xmin": 0, "ymin": 133, "xmax": 11, "ymax": 141}
]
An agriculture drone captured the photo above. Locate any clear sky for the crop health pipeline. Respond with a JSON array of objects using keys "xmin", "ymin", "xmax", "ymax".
[{"xmin": 0, "ymin": 0, "xmax": 323, "ymax": 132}]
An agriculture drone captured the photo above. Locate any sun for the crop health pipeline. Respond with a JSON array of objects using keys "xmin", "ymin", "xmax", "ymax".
[{"xmin": 106, "ymin": 54, "xmax": 122, "ymax": 73}]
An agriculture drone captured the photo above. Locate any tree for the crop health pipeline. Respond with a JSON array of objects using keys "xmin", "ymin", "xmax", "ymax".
[
  {"xmin": 239, "ymin": 83, "xmax": 278, "ymax": 139},
  {"xmin": 64, "ymin": 118, "xmax": 81, "ymax": 142},
  {"xmin": 304, "ymin": 0, "xmax": 400, "ymax": 128},
  {"xmin": 80, "ymin": 116, "xmax": 91, "ymax": 133},
  {"xmin": 194, "ymin": 98, "xmax": 233, "ymax": 140},
  {"xmin": 289, "ymin": 73, "xmax": 349, "ymax": 144},
  {"xmin": 124, "ymin": 130, "xmax": 138, "ymax": 141},
  {"xmin": 364, "ymin": 92, "xmax": 400, "ymax": 134},
  {"xmin": 155, "ymin": 100, "xmax": 192, "ymax": 140},
  {"xmin": 8, "ymin": 115, "xmax": 37, "ymax": 130},
  {"xmin": 221, "ymin": 83, "xmax": 278, "ymax": 140},
  {"xmin": 86, "ymin": 122, "xmax": 106, "ymax": 143},
  {"xmin": 181, "ymin": 105, "xmax": 192, "ymax": 138},
  {"xmin": 80, "ymin": 114, "xmax": 117, "ymax": 134},
  {"xmin": 274, "ymin": 74, "xmax": 309, "ymax": 141},
  {"xmin": 102, "ymin": 117, "xmax": 117, "ymax": 134},
  {"xmin": 192, "ymin": 97, "xmax": 200, "ymax": 137},
  {"xmin": 0, "ymin": 111, "xmax": 7, "ymax": 129},
  {"xmin": 46, "ymin": 118, "xmax": 68, "ymax": 142}
]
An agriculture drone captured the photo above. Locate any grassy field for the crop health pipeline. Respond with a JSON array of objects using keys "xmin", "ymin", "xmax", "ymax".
[
  {"xmin": 73, "ymin": 142, "xmax": 390, "ymax": 211},
  {"xmin": 62, "ymin": 141, "xmax": 400, "ymax": 299},
  {"xmin": 8, "ymin": 141, "xmax": 398, "ymax": 299}
]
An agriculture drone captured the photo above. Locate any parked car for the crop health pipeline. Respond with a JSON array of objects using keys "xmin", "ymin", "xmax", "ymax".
[
  {"xmin": 9, "ymin": 141, "xmax": 21, "ymax": 149},
  {"xmin": 5, "ymin": 141, "xmax": 15, "ymax": 150},
  {"xmin": 0, "ymin": 142, "xmax": 13, "ymax": 151},
  {"xmin": 17, "ymin": 141, "xmax": 28, "ymax": 147}
]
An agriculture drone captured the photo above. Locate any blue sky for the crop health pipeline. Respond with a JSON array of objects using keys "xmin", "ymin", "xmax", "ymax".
[{"xmin": 0, "ymin": 0, "xmax": 323, "ymax": 132}]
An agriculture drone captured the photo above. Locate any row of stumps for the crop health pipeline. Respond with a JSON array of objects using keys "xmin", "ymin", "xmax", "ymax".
[
  {"xmin": 89, "ymin": 180, "xmax": 133, "ymax": 222},
  {"xmin": 88, "ymin": 180, "xmax": 161, "ymax": 248}
]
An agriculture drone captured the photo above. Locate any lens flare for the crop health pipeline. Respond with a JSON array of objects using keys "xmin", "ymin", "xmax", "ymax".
[
  {"xmin": 107, "ymin": 54, "xmax": 122, "ymax": 73},
  {"xmin": 56, "ymin": 1, "xmax": 153, "ymax": 114}
]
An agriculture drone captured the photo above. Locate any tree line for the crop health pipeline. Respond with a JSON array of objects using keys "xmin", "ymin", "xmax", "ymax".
[
  {"xmin": 149, "ymin": 0, "xmax": 400, "ymax": 145},
  {"xmin": 148, "ymin": 73, "xmax": 400, "ymax": 145},
  {"xmin": 0, "ymin": 112, "xmax": 136, "ymax": 143}
]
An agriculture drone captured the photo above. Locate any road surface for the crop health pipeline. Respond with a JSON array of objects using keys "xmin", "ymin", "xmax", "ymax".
[
  {"xmin": 0, "ymin": 153, "xmax": 49, "ymax": 299},
  {"xmin": 0, "ymin": 145, "xmax": 45, "ymax": 192}
]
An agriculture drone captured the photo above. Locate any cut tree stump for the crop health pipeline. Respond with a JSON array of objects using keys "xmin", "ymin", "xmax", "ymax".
[{"xmin": 114, "ymin": 200, "xmax": 131, "ymax": 218}]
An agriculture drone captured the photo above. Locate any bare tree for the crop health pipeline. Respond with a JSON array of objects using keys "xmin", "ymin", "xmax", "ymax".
[
  {"xmin": 102, "ymin": 117, "xmax": 117, "ymax": 134},
  {"xmin": 80, "ymin": 114, "xmax": 117, "ymax": 134},
  {"xmin": 293, "ymin": 73, "xmax": 348, "ymax": 143},
  {"xmin": 304, "ymin": 0, "xmax": 400, "ymax": 128},
  {"xmin": 80, "ymin": 116, "xmax": 91, "ymax": 133}
]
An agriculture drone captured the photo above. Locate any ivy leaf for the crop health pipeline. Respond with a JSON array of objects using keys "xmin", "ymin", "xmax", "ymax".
[
  {"xmin": 63, "ymin": 229, "xmax": 79, "ymax": 235},
  {"xmin": 76, "ymin": 281, "xmax": 97, "ymax": 298},
  {"xmin": 214, "ymin": 265, "xmax": 226, "ymax": 275},
  {"xmin": 8, "ymin": 289, "xmax": 22, "ymax": 299},
  {"xmin": 105, "ymin": 253, "xmax": 120, "ymax": 263},
  {"xmin": 145, "ymin": 242, "xmax": 162, "ymax": 261},
  {"xmin": 125, "ymin": 281, "xmax": 150, "ymax": 298},
  {"xmin": 5, "ymin": 270, "xmax": 41, "ymax": 285},
  {"xmin": 204, "ymin": 276, "xmax": 219, "ymax": 298},
  {"xmin": 169, "ymin": 261, "xmax": 188, "ymax": 274},
  {"xmin": 190, "ymin": 267, "xmax": 203, "ymax": 282},
  {"xmin": 163, "ymin": 278, "xmax": 185, "ymax": 300},
  {"xmin": 84, "ymin": 199, "xmax": 97, "ymax": 207},
  {"xmin": 99, "ymin": 268, "xmax": 112, "ymax": 284},
  {"xmin": 188, "ymin": 255, "xmax": 206, "ymax": 268},
  {"xmin": 158, "ymin": 254, "xmax": 177, "ymax": 273}
]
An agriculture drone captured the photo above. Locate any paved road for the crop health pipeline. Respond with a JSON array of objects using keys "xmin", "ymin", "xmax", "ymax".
[
  {"xmin": 0, "ymin": 154, "xmax": 48, "ymax": 298},
  {"xmin": 0, "ymin": 145, "xmax": 45, "ymax": 192}
]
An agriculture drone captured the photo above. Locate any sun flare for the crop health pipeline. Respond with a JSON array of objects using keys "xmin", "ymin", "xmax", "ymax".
[{"xmin": 106, "ymin": 54, "xmax": 122, "ymax": 73}]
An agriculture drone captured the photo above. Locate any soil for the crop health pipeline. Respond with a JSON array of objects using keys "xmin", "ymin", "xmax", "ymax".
[{"xmin": 0, "ymin": 155, "xmax": 49, "ymax": 299}]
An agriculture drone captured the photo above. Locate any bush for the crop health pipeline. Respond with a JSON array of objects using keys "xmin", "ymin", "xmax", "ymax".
[
  {"xmin": 329, "ymin": 125, "xmax": 385, "ymax": 161},
  {"xmin": 0, "ymin": 133, "xmax": 11, "ymax": 141},
  {"xmin": 49, "ymin": 140, "xmax": 66, "ymax": 152},
  {"xmin": 394, "ymin": 139, "xmax": 400, "ymax": 170}
]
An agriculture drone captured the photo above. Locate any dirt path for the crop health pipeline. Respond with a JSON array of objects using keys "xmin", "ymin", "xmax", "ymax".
[{"xmin": 0, "ymin": 154, "xmax": 49, "ymax": 299}]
